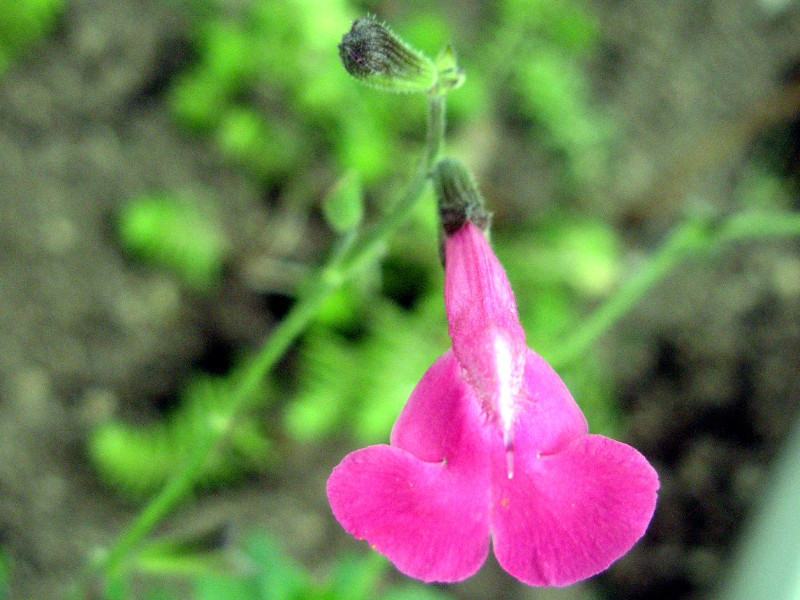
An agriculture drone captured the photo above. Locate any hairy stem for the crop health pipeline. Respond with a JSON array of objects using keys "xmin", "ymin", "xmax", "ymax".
[{"xmin": 548, "ymin": 211, "xmax": 800, "ymax": 369}]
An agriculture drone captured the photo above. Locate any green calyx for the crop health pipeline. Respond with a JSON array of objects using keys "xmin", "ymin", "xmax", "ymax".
[
  {"xmin": 433, "ymin": 157, "xmax": 491, "ymax": 237},
  {"xmin": 432, "ymin": 43, "xmax": 465, "ymax": 95}
]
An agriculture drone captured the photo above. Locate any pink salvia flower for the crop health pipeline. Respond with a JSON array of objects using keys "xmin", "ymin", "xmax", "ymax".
[{"xmin": 327, "ymin": 161, "xmax": 659, "ymax": 587}]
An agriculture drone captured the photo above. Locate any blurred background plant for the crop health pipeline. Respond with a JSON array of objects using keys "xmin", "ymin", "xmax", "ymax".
[
  {"xmin": 103, "ymin": 530, "xmax": 454, "ymax": 600},
  {"xmin": 0, "ymin": 548, "xmax": 9, "ymax": 600},
  {"xmin": 0, "ymin": 0, "xmax": 63, "ymax": 74},
  {"xmin": 89, "ymin": 368, "xmax": 275, "ymax": 500},
  {"xmin": 487, "ymin": 0, "xmax": 611, "ymax": 189},
  {"xmin": 166, "ymin": 0, "xmax": 483, "ymax": 185},
  {"xmin": 117, "ymin": 194, "xmax": 230, "ymax": 293}
]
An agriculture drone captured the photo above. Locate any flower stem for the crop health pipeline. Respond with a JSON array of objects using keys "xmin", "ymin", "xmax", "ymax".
[
  {"xmin": 340, "ymin": 94, "xmax": 445, "ymax": 276},
  {"xmin": 547, "ymin": 210, "xmax": 800, "ymax": 369},
  {"xmin": 92, "ymin": 93, "xmax": 446, "ymax": 583}
]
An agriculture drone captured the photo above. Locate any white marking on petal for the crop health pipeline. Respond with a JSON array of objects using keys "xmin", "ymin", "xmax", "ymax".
[
  {"xmin": 492, "ymin": 331, "xmax": 517, "ymax": 449},
  {"xmin": 506, "ymin": 448, "xmax": 514, "ymax": 479}
]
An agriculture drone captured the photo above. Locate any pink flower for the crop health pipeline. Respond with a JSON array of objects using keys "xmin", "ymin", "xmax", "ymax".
[{"xmin": 327, "ymin": 221, "xmax": 659, "ymax": 586}]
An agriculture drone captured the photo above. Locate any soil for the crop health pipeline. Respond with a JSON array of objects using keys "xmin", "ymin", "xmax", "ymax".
[{"xmin": 1, "ymin": 1, "xmax": 799, "ymax": 599}]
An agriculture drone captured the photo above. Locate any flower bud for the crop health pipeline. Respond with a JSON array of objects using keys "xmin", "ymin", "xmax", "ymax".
[
  {"xmin": 338, "ymin": 16, "xmax": 437, "ymax": 94},
  {"xmin": 433, "ymin": 157, "xmax": 492, "ymax": 237}
]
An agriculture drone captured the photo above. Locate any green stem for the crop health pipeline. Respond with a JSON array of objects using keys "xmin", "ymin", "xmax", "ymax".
[
  {"xmin": 548, "ymin": 211, "xmax": 800, "ymax": 369},
  {"xmin": 93, "ymin": 93, "xmax": 446, "ymax": 583},
  {"xmin": 340, "ymin": 94, "xmax": 445, "ymax": 276},
  {"xmin": 715, "ymin": 211, "xmax": 800, "ymax": 244}
]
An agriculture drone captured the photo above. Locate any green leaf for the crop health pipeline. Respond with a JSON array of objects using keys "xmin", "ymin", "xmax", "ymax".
[
  {"xmin": 283, "ymin": 329, "xmax": 356, "ymax": 441},
  {"xmin": 559, "ymin": 357, "xmax": 619, "ymax": 438},
  {"xmin": 242, "ymin": 532, "xmax": 309, "ymax": 600},
  {"xmin": 322, "ymin": 171, "xmax": 364, "ymax": 234},
  {"xmin": 89, "ymin": 371, "xmax": 273, "ymax": 500},
  {"xmin": 168, "ymin": 69, "xmax": 229, "ymax": 131},
  {"xmin": 716, "ymin": 417, "xmax": 800, "ymax": 600},
  {"xmin": 0, "ymin": 548, "xmax": 9, "ymax": 600},
  {"xmin": 214, "ymin": 110, "xmax": 303, "ymax": 181},
  {"xmin": 135, "ymin": 524, "xmax": 240, "ymax": 579},
  {"xmin": 199, "ymin": 21, "xmax": 259, "ymax": 85},
  {"xmin": 138, "ymin": 550, "xmax": 240, "ymax": 579},
  {"xmin": 117, "ymin": 194, "xmax": 228, "ymax": 292},
  {"xmin": 498, "ymin": 0, "xmax": 599, "ymax": 55},
  {"xmin": 145, "ymin": 589, "xmax": 182, "ymax": 600},
  {"xmin": 313, "ymin": 279, "xmax": 370, "ymax": 330},
  {"xmin": 286, "ymin": 297, "xmax": 449, "ymax": 444},
  {"xmin": 325, "ymin": 552, "xmax": 386, "ymax": 600},
  {"xmin": 103, "ymin": 575, "xmax": 129, "ymax": 600},
  {"xmin": 195, "ymin": 574, "xmax": 256, "ymax": 600},
  {"xmin": 0, "ymin": 0, "xmax": 64, "ymax": 75}
]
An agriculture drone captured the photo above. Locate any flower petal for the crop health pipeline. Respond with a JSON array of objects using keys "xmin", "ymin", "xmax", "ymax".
[
  {"xmin": 444, "ymin": 223, "xmax": 527, "ymax": 435},
  {"xmin": 443, "ymin": 223, "xmax": 524, "ymax": 344},
  {"xmin": 490, "ymin": 434, "xmax": 659, "ymax": 586},
  {"xmin": 327, "ymin": 445, "xmax": 491, "ymax": 582},
  {"xmin": 390, "ymin": 350, "xmax": 490, "ymax": 469},
  {"xmin": 515, "ymin": 349, "xmax": 588, "ymax": 457}
]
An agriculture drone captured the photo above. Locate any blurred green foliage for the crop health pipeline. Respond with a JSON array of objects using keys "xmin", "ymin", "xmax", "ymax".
[
  {"xmin": 0, "ymin": 0, "xmax": 63, "ymax": 74},
  {"xmin": 110, "ymin": 531, "xmax": 452, "ymax": 600},
  {"xmin": 89, "ymin": 370, "xmax": 273, "ymax": 500},
  {"xmin": 170, "ymin": 0, "xmax": 438, "ymax": 185},
  {"xmin": 286, "ymin": 187, "xmax": 449, "ymax": 443},
  {"xmin": 0, "ymin": 548, "xmax": 8, "ymax": 600},
  {"xmin": 735, "ymin": 166, "xmax": 795, "ymax": 211},
  {"xmin": 715, "ymin": 412, "xmax": 800, "ymax": 600},
  {"xmin": 117, "ymin": 194, "xmax": 229, "ymax": 292},
  {"xmin": 102, "ymin": 0, "xmax": 622, "ymax": 483},
  {"xmin": 489, "ymin": 0, "xmax": 610, "ymax": 187},
  {"xmin": 322, "ymin": 170, "xmax": 364, "ymax": 234},
  {"xmin": 286, "ymin": 296, "xmax": 450, "ymax": 444},
  {"xmin": 498, "ymin": 219, "xmax": 622, "ymax": 354}
]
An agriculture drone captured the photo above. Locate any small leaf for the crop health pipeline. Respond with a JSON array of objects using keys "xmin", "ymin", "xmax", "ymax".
[
  {"xmin": 326, "ymin": 552, "xmax": 386, "ymax": 600},
  {"xmin": 89, "ymin": 371, "xmax": 272, "ymax": 500},
  {"xmin": 243, "ymin": 532, "xmax": 309, "ymax": 600},
  {"xmin": 117, "ymin": 194, "xmax": 228, "ymax": 291},
  {"xmin": 137, "ymin": 549, "xmax": 240, "ymax": 579},
  {"xmin": 433, "ymin": 43, "xmax": 465, "ymax": 93},
  {"xmin": 0, "ymin": 0, "xmax": 64, "ymax": 76},
  {"xmin": 322, "ymin": 171, "xmax": 363, "ymax": 233},
  {"xmin": 0, "ymin": 548, "xmax": 9, "ymax": 600}
]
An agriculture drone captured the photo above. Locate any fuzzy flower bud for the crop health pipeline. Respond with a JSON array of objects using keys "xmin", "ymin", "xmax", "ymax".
[
  {"xmin": 338, "ymin": 16, "xmax": 437, "ymax": 94},
  {"xmin": 433, "ymin": 157, "xmax": 491, "ymax": 236}
]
